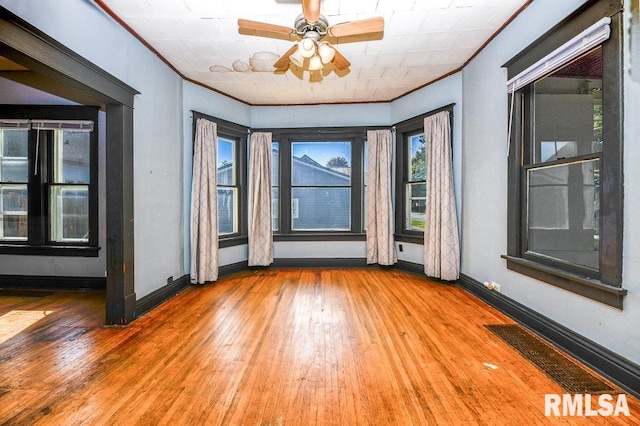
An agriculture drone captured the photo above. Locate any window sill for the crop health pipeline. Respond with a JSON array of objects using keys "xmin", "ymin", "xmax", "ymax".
[
  {"xmin": 395, "ymin": 234, "xmax": 424, "ymax": 245},
  {"xmin": 0, "ymin": 245, "xmax": 100, "ymax": 257},
  {"xmin": 501, "ymin": 255, "xmax": 627, "ymax": 309},
  {"xmin": 274, "ymin": 233, "xmax": 366, "ymax": 242},
  {"xmin": 219, "ymin": 235, "xmax": 248, "ymax": 248}
]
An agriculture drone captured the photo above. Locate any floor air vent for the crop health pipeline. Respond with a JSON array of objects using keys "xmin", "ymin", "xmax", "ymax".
[{"xmin": 485, "ymin": 324, "xmax": 615, "ymax": 394}]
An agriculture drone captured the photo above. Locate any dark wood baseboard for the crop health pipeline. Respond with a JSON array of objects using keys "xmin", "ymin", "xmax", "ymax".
[
  {"xmin": 0, "ymin": 274, "xmax": 106, "ymax": 291},
  {"xmin": 219, "ymin": 261, "xmax": 249, "ymax": 277},
  {"xmin": 394, "ymin": 260, "xmax": 426, "ymax": 276},
  {"xmin": 272, "ymin": 258, "xmax": 368, "ymax": 268},
  {"xmin": 135, "ymin": 274, "xmax": 190, "ymax": 318},
  {"xmin": 458, "ymin": 273, "xmax": 640, "ymax": 399},
  {"xmin": 135, "ymin": 262, "xmax": 249, "ymax": 318}
]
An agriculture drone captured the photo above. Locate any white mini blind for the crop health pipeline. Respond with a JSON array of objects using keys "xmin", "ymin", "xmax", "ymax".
[
  {"xmin": 0, "ymin": 119, "xmax": 30, "ymax": 129},
  {"xmin": 506, "ymin": 17, "xmax": 611, "ymax": 92},
  {"xmin": 31, "ymin": 120, "xmax": 94, "ymax": 131}
]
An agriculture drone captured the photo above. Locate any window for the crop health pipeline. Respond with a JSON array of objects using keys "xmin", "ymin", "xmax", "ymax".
[
  {"xmin": 504, "ymin": 0, "xmax": 625, "ymax": 308},
  {"xmin": 49, "ymin": 126, "xmax": 92, "ymax": 243},
  {"xmin": 291, "ymin": 141, "xmax": 352, "ymax": 231},
  {"xmin": 363, "ymin": 141, "xmax": 368, "ymax": 230},
  {"xmin": 217, "ymin": 137, "xmax": 238, "ymax": 236},
  {"xmin": 406, "ymin": 132, "xmax": 426, "ymax": 232},
  {"xmin": 191, "ymin": 112, "xmax": 247, "ymax": 245},
  {"xmin": 272, "ymin": 142, "xmax": 279, "ymax": 232},
  {"xmin": 395, "ymin": 105, "xmax": 454, "ymax": 242},
  {"xmin": 0, "ymin": 126, "xmax": 28, "ymax": 241},
  {"xmin": 268, "ymin": 128, "xmax": 366, "ymax": 237},
  {"xmin": 0, "ymin": 106, "xmax": 99, "ymax": 256}
]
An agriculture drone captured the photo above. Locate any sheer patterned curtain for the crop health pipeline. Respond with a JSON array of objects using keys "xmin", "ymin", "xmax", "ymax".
[
  {"xmin": 190, "ymin": 118, "xmax": 218, "ymax": 284},
  {"xmin": 423, "ymin": 110, "xmax": 460, "ymax": 280},
  {"xmin": 248, "ymin": 132, "xmax": 274, "ymax": 266},
  {"xmin": 366, "ymin": 129, "xmax": 397, "ymax": 265}
]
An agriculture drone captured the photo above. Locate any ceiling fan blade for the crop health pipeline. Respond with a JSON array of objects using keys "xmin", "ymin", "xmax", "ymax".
[
  {"xmin": 238, "ymin": 19, "xmax": 297, "ymax": 39},
  {"xmin": 327, "ymin": 17, "xmax": 385, "ymax": 38},
  {"xmin": 273, "ymin": 44, "xmax": 299, "ymax": 70},
  {"xmin": 302, "ymin": 0, "xmax": 320, "ymax": 23},
  {"xmin": 331, "ymin": 47, "xmax": 351, "ymax": 71}
]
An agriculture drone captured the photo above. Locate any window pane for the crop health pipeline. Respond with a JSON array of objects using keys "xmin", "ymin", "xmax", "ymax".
[
  {"xmin": 1, "ymin": 129, "xmax": 29, "ymax": 183},
  {"xmin": 50, "ymin": 186, "xmax": 89, "ymax": 242},
  {"xmin": 291, "ymin": 187, "xmax": 350, "ymax": 231},
  {"xmin": 408, "ymin": 133, "xmax": 426, "ymax": 182},
  {"xmin": 272, "ymin": 142, "xmax": 279, "ymax": 232},
  {"xmin": 1, "ymin": 159, "xmax": 28, "ymax": 182},
  {"xmin": 217, "ymin": 138, "xmax": 235, "ymax": 185},
  {"xmin": 292, "ymin": 142, "xmax": 351, "ymax": 186},
  {"xmin": 405, "ymin": 183, "xmax": 426, "ymax": 232},
  {"xmin": 0, "ymin": 184, "xmax": 27, "ymax": 240},
  {"xmin": 533, "ymin": 47, "xmax": 603, "ymax": 164},
  {"xmin": 363, "ymin": 141, "xmax": 368, "ymax": 231},
  {"xmin": 217, "ymin": 187, "xmax": 237, "ymax": 235},
  {"xmin": 272, "ymin": 142, "xmax": 279, "ymax": 183},
  {"xmin": 54, "ymin": 130, "xmax": 90, "ymax": 184},
  {"xmin": 272, "ymin": 187, "xmax": 279, "ymax": 232},
  {"xmin": 2, "ymin": 129, "xmax": 28, "ymax": 157},
  {"xmin": 527, "ymin": 159, "xmax": 599, "ymax": 269}
]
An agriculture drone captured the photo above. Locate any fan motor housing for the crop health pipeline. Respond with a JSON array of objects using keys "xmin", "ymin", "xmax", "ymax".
[{"xmin": 294, "ymin": 14, "xmax": 329, "ymax": 37}]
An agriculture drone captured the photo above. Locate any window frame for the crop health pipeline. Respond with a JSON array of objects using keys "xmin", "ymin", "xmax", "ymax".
[
  {"xmin": 191, "ymin": 111, "xmax": 247, "ymax": 248},
  {"xmin": 0, "ymin": 105, "xmax": 99, "ymax": 257},
  {"xmin": 394, "ymin": 104, "xmax": 455, "ymax": 244},
  {"xmin": 503, "ymin": 0, "xmax": 625, "ymax": 308},
  {"xmin": 262, "ymin": 127, "xmax": 370, "ymax": 241}
]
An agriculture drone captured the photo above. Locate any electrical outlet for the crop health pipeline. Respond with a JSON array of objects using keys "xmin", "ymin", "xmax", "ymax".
[
  {"xmin": 398, "ymin": 244, "xmax": 403, "ymax": 252},
  {"xmin": 491, "ymin": 281, "xmax": 501, "ymax": 292},
  {"xmin": 167, "ymin": 276, "xmax": 174, "ymax": 285}
]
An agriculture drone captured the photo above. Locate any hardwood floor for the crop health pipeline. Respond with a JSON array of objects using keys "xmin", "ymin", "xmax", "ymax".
[{"xmin": 0, "ymin": 268, "xmax": 638, "ymax": 425}]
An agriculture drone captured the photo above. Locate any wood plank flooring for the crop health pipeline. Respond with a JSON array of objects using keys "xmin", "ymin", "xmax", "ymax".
[{"xmin": 0, "ymin": 268, "xmax": 638, "ymax": 425}]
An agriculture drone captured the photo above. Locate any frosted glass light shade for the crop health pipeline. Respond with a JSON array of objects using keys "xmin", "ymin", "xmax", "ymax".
[
  {"xmin": 318, "ymin": 43, "xmax": 335, "ymax": 64},
  {"xmin": 298, "ymin": 38, "xmax": 316, "ymax": 58},
  {"xmin": 309, "ymin": 55, "xmax": 322, "ymax": 71},
  {"xmin": 290, "ymin": 50, "xmax": 305, "ymax": 68}
]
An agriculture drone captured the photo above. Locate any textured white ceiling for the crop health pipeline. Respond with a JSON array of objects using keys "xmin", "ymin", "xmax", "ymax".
[{"xmin": 97, "ymin": 0, "xmax": 530, "ymax": 105}]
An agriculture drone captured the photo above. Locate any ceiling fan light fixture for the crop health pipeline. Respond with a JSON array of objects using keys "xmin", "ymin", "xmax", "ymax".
[
  {"xmin": 308, "ymin": 54, "xmax": 323, "ymax": 71},
  {"xmin": 317, "ymin": 42, "xmax": 335, "ymax": 64},
  {"xmin": 298, "ymin": 38, "xmax": 316, "ymax": 58}
]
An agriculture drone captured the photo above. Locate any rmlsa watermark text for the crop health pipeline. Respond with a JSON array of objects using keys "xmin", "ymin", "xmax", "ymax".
[{"xmin": 545, "ymin": 394, "xmax": 630, "ymax": 417}]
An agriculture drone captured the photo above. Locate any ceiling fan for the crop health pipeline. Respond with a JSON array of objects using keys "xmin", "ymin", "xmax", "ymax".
[{"xmin": 238, "ymin": 0, "xmax": 384, "ymax": 72}]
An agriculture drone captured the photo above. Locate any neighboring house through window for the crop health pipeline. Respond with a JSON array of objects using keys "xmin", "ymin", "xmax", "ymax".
[
  {"xmin": 217, "ymin": 136, "xmax": 237, "ymax": 236},
  {"xmin": 267, "ymin": 128, "xmax": 366, "ymax": 237}
]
